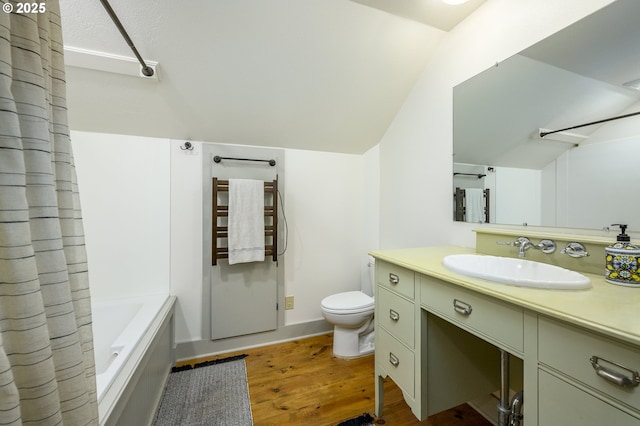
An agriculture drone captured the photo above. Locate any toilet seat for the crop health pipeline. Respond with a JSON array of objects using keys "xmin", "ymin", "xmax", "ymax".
[{"xmin": 321, "ymin": 291, "xmax": 374, "ymax": 315}]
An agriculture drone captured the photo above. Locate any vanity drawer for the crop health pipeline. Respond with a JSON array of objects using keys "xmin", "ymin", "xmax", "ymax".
[
  {"xmin": 539, "ymin": 370, "xmax": 640, "ymax": 425},
  {"xmin": 377, "ymin": 286, "xmax": 414, "ymax": 348},
  {"xmin": 420, "ymin": 275, "xmax": 524, "ymax": 352},
  {"xmin": 539, "ymin": 316, "xmax": 640, "ymax": 411},
  {"xmin": 377, "ymin": 328, "xmax": 414, "ymax": 397},
  {"xmin": 376, "ymin": 261, "xmax": 414, "ymax": 299}
]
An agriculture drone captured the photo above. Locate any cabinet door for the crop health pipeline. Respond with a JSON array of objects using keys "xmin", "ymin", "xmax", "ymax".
[{"xmin": 539, "ymin": 370, "xmax": 640, "ymax": 426}]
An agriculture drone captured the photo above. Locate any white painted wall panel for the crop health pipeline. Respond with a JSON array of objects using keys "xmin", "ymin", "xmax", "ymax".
[{"xmin": 73, "ymin": 131, "xmax": 171, "ymax": 299}]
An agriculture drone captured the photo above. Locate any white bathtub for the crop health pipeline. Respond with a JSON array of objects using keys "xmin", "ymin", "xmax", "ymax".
[{"xmin": 92, "ymin": 294, "xmax": 175, "ymax": 425}]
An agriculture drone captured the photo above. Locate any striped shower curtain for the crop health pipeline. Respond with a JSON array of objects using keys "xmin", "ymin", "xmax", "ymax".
[{"xmin": 0, "ymin": 1, "xmax": 98, "ymax": 424}]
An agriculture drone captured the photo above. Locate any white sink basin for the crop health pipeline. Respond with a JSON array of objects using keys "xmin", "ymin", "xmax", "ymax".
[{"xmin": 443, "ymin": 254, "xmax": 592, "ymax": 290}]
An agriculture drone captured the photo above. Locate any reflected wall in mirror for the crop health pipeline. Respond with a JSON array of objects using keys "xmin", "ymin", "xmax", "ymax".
[{"xmin": 453, "ymin": 0, "xmax": 640, "ymax": 232}]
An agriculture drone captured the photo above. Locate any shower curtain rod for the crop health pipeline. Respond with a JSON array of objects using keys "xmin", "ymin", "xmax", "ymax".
[
  {"xmin": 99, "ymin": 0, "xmax": 154, "ymax": 77},
  {"xmin": 540, "ymin": 110, "xmax": 640, "ymax": 138},
  {"xmin": 214, "ymin": 155, "xmax": 277, "ymax": 166}
]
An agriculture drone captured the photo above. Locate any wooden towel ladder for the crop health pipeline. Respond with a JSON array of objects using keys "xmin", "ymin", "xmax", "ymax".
[
  {"xmin": 212, "ymin": 178, "xmax": 278, "ymax": 265},
  {"xmin": 454, "ymin": 187, "xmax": 490, "ymax": 223}
]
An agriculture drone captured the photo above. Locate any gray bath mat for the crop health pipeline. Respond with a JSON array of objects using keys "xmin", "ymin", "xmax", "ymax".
[{"xmin": 153, "ymin": 355, "xmax": 253, "ymax": 426}]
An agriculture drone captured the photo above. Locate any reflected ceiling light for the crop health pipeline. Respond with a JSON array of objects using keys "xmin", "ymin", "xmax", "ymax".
[
  {"xmin": 623, "ymin": 78, "xmax": 640, "ymax": 91},
  {"xmin": 442, "ymin": 0, "xmax": 471, "ymax": 4}
]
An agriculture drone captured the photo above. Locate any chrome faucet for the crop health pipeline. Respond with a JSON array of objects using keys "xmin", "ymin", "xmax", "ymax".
[
  {"xmin": 497, "ymin": 237, "xmax": 532, "ymax": 257},
  {"xmin": 496, "ymin": 237, "xmax": 557, "ymax": 257},
  {"xmin": 514, "ymin": 237, "xmax": 532, "ymax": 257}
]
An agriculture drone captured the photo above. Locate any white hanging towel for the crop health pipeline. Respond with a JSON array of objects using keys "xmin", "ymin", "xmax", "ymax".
[
  {"xmin": 228, "ymin": 179, "xmax": 265, "ymax": 264},
  {"xmin": 464, "ymin": 188, "xmax": 485, "ymax": 223}
]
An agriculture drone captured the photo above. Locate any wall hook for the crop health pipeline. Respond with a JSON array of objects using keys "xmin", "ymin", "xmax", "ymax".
[{"xmin": 180, "ymin": 141, "xmax": 193, "ymax": 151}]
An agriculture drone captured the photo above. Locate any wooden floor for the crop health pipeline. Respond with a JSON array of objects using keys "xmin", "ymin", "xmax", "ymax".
[{"xmin": 177, "ymin": 334, "xmax": 493, "ymax": 426}]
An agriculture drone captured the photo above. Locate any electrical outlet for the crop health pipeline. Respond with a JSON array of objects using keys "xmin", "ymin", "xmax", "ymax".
[{"xmin": 285, "ymin": 296, "xmax": 294, "ymax": 310}]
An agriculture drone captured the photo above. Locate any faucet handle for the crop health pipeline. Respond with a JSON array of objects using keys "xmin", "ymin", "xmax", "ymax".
[
  {"xmin": 533, "ymin": 239, "xmax": 556, "ymax": 254},
  {"xmin": 562, "ymin": 242, "xmax": 589, "ymax": 258},
  {"xmin": 496, "ymin": 237, "xmax": 531, "ymax": 247}
]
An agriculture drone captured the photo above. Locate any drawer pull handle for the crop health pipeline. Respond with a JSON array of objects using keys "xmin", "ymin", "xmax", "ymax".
[
  {"xmin": 389, "ymin": 273, "xmax": 399, "ymax": 285},
  {"xmin": 389, "ymin": 352, "xmax": 400, "ymax": 367},
  {"xmin": 453, "ymin": 299, "xmax": 472, "ymax": 316},
  {"xmin": 590, "ymin": 356, "xmax": 640, "ymax": 388},
  {"xmin": 389, "ymin": 309, "xmax": 400, "ymax": 322}
]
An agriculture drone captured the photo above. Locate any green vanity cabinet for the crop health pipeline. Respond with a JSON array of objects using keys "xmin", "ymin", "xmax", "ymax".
[
  {"xmin": 371, "ymin": 246, "xmax": 640, "ymax": 425},
  {"xmin": 374, "ymin": 260, "xmax": 508, "ymax": 421}
]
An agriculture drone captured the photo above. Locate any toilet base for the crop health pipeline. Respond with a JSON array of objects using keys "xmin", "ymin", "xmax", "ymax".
[{"xmin": 332, "ymin": 321, "xmax": 375, "ymax": 359}]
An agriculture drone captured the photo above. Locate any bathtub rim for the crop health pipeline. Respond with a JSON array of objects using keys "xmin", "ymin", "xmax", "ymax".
[
  {"xmin": 93, "ymin": 294, "xmax": 170, "ymax": 401},
  {"xmin": 96, "ymin": 294, "xmax": 176, "ymax": 425}
]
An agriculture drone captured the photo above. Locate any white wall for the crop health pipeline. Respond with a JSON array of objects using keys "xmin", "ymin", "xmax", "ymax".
[
  {"xmin": 72, "ymin": 131, "xmax": 378, "ymax": 344},
  {"xmin": 540, "ymin": 160, "xmax": 557, "ymax": 227},
  {"xmin": 495, "ymin": 167, "xmax": 541, "ymax": 226},
  {"xmin": 169, "ymin": 140, "xmax": 203, "ymax": 343},
  {"xmin": 552, "ymin": 100, "xmax": 640, "ymax": 231},
  {"xmin": 362, "ymin": 144, "xmax": 381, "ymax": 259},
  {"xmin": 282, "ymin": 149, "xmax": 367, "ymax": 324},
  {"xmin": 378, "ymin": 0, "xmax": 615, "ymax": 250},
  {"xmin": 555, "ymin": 136, "xmax": 640, "ymax": 230},
  {"xmin": 73, "ymin": 132, "xmax": 171, "ymax": 300}
]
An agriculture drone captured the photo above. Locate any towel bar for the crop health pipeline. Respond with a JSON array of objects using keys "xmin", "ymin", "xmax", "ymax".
[{"xmin": 213, "ymin": 156, "xmax": 276, "ymax": 166}]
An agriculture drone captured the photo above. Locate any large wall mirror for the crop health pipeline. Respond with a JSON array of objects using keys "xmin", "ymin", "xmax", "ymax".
[{"xmin": 453, "ymin": 0, "xmax": 640, "ymax": 232}]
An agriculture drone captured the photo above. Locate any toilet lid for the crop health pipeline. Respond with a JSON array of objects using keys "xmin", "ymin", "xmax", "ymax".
[{"xmin": 321, "ymin": 291, "xmax": 374, "ymax": 312}]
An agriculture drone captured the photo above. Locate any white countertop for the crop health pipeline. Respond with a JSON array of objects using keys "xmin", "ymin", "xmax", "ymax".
[{"xmin": 370, "ymin": 246, "xmax": 640, "ymax": 346}]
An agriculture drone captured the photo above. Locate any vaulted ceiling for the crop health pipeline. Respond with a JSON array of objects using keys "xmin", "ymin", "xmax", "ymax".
[{"xmin": 59, "ymin": 0, "xmax": 485, "ymax": 153}]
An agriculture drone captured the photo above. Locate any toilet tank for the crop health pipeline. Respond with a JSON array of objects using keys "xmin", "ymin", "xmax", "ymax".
[{"xmin": 361, "ymin": 256, "xmax": 375, "ymax": 297}]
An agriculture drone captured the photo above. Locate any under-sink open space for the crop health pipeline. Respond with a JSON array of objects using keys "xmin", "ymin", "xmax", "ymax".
[
  {"xmin": 425, "ymin": 314, "xmax": 524, "ymax": 424},
  {"xmin": 424, "ymin": 313, "xmax": 501, "ymax": 415}
]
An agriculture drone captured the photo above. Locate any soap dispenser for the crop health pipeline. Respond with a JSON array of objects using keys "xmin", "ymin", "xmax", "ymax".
[{"xmin": 605, "ymin": 224, "xmax": 640, "ymax": 286}]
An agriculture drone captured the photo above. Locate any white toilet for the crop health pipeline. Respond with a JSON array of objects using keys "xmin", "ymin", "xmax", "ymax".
[{"xmin": 321, "ymin": 256, "xmax": 375, "ymax": 358}]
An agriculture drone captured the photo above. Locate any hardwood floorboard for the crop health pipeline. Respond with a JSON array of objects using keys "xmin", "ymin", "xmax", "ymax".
[{"xmin": 177, "ymin": 333, "xmax": 493, "ymax": 426}]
